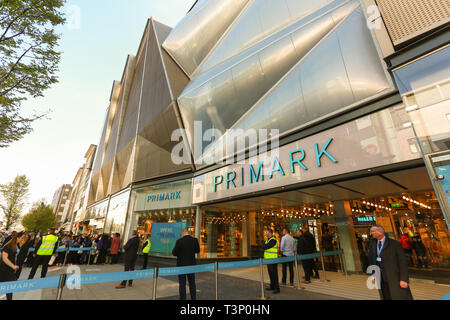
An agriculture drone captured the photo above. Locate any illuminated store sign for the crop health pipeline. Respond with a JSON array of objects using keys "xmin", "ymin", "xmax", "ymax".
[
  {"xmin": 147, "ymin": 191, "xmax": 181, "ymax": 202},
  {"xmin": 191, "ymin": 107, "xmax": 421, "ymax": 205},
  {"xmin": 213, "ymin": 138, "xmax": 337, "ymax": 192}
]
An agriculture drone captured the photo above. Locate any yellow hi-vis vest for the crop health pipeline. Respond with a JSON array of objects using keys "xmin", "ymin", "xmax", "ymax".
[
  {"xmin": 143, "ymin": 239, "xmax": 151, "ymax": 254},
  {"xmin": 37, "ymin": 234, "xmax": 58, "ymax": 256},
  {"xmin": 264, "ymin": 236, "xmax": 278, "ymax": 259}
]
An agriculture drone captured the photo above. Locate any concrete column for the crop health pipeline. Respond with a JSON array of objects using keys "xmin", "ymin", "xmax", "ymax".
[
  {"xmin": 241, "ymin": 212, "xmax": 250, "ymax": 257},
  {"xmin": 334, "ymin": 200, "xmax": 362, "ymax": 273}
]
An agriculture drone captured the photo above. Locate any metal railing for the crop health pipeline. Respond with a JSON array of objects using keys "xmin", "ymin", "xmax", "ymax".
[{"xmin": 0, "ymin": 249, "xmax": 347, "ymax": 300}]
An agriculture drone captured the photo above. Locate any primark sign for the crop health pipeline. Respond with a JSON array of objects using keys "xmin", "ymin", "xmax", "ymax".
[
  {"xmin": 147, "ymin": 191, "xmax": 182, "ymax": 203},
  {"xmin": 191, "ymin": 112, "xmax": 422, "ymax": 204}
]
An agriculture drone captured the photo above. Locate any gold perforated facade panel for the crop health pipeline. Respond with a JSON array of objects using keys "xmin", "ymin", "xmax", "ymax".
[{"xmin": 376, "ymin": 0, "xmax": 450, "ymax": 46}]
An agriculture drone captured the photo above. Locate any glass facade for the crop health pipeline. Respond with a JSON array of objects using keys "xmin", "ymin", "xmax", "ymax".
[
  {"xmin": 125, "ymin": 179, "xmax": 196, "ymax": 255},
  {"xmin": 103, "ymin": 190, "xmax": 130, "ymax": 236},
  {"xmin": 393, "ymin": 45, "xmax": 450, "ymax": 229}
]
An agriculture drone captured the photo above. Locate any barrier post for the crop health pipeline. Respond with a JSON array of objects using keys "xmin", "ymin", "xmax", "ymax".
[
  {"xmin": 63, "ymin": 248, "xmax": 70, "ymax": 267},
  {"xmin": 56, "ymin": 273, "xmax": 67, "ymax": 300},
  {"xmin": 320, "ymin": 252, "xmax": 329, "ymax": 282},
  {"xmin": 215, "ymin": 261, "xmax": 219, "ymax": 300},
  {"xmin": 152, "ymin": 267, "xmax": 158, "ymax": 300},
  {"xmin": 88, "ymin": 249, "xmax": 92, "ymax": 265},
  {"xmin": 294, "ymin": 253, "xmax": 305, "ymax": 290},
  {"xmin": 341, "ymin": 251, "xmax": 348, "ymax": 279},
  {"xmin": 259, "ymin": 258, "xmax": 269, "ymax": 300}
]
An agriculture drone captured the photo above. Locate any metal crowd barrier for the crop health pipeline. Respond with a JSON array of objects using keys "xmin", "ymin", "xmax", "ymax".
[{"xmin": 0, "ymin": 249, "xmax": 347, "ymax": 300}]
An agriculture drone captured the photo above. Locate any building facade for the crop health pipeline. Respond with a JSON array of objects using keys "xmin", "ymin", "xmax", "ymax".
[
  {"xmin": 60, "ymin": 145, "xmax": 97, "ymax": 233},
  {"xmin": 85, "ymin": 0, "xmax": 449, "ymax": 281},
  {"xmin": 51, "ymin": 184, "xmax": 72, "ymax": 228}
]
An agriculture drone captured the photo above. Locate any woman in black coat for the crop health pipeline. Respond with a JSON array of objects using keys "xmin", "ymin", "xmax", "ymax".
[
  {"xmin": 368, "ymin": 225, "xmax": 413, "ymax": 300},
  {"xmin": 16, "ymin": 233, "xmax": 33, "ymax": 279}
]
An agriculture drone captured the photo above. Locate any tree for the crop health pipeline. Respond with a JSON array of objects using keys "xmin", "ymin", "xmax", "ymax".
[
  {"xmin": 0, "ymin": 174, "xmax": 30, "ymax": 230},
  {"xmin": 0, "ymin": 0, "xmax": 66, "ymax": 148},
  {"xmin": 21, "ymin": 201, "xmax": 56, "ymax": 232}
]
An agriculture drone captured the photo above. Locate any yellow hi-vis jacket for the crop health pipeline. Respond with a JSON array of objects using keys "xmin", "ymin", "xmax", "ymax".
[
  {"xmin": 143, "ymin": 239, "xmax": 151, "ymax": 254},
  {"xmin": 264, "ymin": 236, "xmax": 278, "ymax": 259},
  {"xmin": 37, "ymin": 234, "xmax": 58, "ymax": 256}
]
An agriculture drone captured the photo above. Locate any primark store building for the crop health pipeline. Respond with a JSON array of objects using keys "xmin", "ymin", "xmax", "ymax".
[{"xmin": 80, "ymin": 0, "xmax": 450, "ymax": 282}]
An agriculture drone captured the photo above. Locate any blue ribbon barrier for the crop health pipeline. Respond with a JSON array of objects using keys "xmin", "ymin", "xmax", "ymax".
[
  {"xmin": 79, "ymin": 269, "xmax": 155, "ymax": 285},
  {"xmin": 159, "ymin": 263, "xmax": 215, "ymax": 277},
  {"xmin": 218, "ymin": 259, "xmax": 261, "ymax": 270},
  {"xmin": 0, "ymin": 276, "xmax": 60, "ymax": 295}
]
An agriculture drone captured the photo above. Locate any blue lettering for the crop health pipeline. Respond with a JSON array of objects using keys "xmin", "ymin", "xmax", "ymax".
[
  {"xmin": 290, "ymin": 149, "xmax": 308, "ymax": 172},
  {"xmin": 269, "ymin": 156, "xmax": 285, "ymax": 179},
  {"xmin": 175, "ymin": 191, "xmax": 181, "ymax": 199},
  {"xmin": 315, "ymin": 138, "xmax": 338, "ymax": 167},
  {"xmin": 249, "ymin": 162, "xmax": 264, "ymax": 184},
  {"xmin": 226, "ymin": 171, "xmax": 237, "ymax": 189},
  {"xmin": 214, "ymin": 175, "xmax": 223, "ymax": 192},
  {"xmin": 240, "ymin": 168, "xmax": 244, "ymax": 186}
]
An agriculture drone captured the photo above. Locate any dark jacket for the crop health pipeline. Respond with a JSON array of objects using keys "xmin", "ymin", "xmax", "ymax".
[
  {"xmin": 123, "ymin": 236, "xmax": 140, "ymax": 266},
  {"xmin": 297, "ymin": 231, "xmax": 316, "ymax": 255},
  {"xmin": 368, "ymin": 237, "xmax": 413, "ymax": 300},
  {"xmin": 172, "ymin": 235, "xmax": 200, "ymax": 267},
  {"xmin": 17, "ymin": 239, "xmax": 34, "ymax": 265}
]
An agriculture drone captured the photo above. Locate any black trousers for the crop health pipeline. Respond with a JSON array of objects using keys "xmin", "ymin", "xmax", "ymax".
[
  {"xmin": 281, "ymin": 256, "xmax": 294, "ymax": 284},
  {"xmin": 302, "ymin": 259, "xmax": 314, "ymax": 281},
  {"xmin": 267, "ymin": 264, "xmax": 279, "ymax": 290},
  {"xmin": 120, "ymin": 264, "xmax": 135, "ymax": 286},
  {"xmin": 380, "ymin": 281, "xmax": 391, "ymax": 300},
  {"xmin": 142, "ymin": 253, "xmax": 148, "ymax": 269},
  {"xmin": 178, "ymin": 273, "xmax": 196, "ymax": 300},
  {"xmin": 28, "ymin": 255, "xmax": 52, "ymax": 279}
]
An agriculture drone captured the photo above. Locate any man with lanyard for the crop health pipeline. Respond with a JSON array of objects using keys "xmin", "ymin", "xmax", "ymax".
[
  {"xmin": 28, "ymin": 228, "xmax": 58, "ymax": 279},
  {"xmin": 142, "ymin": 233, "xmax": 151, "ymax": 269},
  {"xmin": 369, "ymin": 225, "xmax": 413, "ymax": 300},
  {"xmin": 262, "ymin": 229, "xmax": 280, "ymax": 294}
]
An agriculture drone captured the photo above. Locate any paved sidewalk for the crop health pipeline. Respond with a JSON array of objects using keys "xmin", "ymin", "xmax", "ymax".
[
  {"xmin": 5, "ymin": 264, "xmax": 346, "ymax": 301},
  {"xmin": 3, "ymin": 263, "xmax": 448, "ymax": 300}
]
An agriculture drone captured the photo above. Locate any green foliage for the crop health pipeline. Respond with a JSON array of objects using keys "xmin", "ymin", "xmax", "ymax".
[
  {"xmin": 0, "ymin": 174, "xmax": 30, "ymax": 230},
  {"xmin": 0, "ymin": 0, "xmax": 66, "ymax": 147},
  {"xmin": 21, "ymin": 201, "xmax": 56, "ymax": 232}
]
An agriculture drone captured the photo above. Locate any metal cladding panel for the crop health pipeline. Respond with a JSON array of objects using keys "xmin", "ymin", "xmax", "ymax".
[
  {"xmin": 376, "ymin": 0, "xmax": 450, "ymax": 45},
  {"xmin": 162, "ymin": 0, "xmax": 250, "ymax": 76},
  {"xmin": 137, "ymin": 23, "xmax": 173, "ymax": 135},
  {"xmin": 92, "ymin": 115, "xmax": 108, "ymax": 175},
  {"xmin": 197, "ymin": 0, "xmax": 334, "ymax": 74},
  {"xmin": 103, "ymin": 104, "xmax": 121, "ymax": 165},
  {"xmin": 116, "ymin": 50, "xmax": 146, "ymax": 153},
  {"xmin": 178, "ymin": 1, "xmax": 359, "ymax": 158}
]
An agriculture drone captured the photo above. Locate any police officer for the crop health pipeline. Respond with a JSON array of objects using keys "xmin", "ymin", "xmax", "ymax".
[
  {"xmin": 28, "ymin": 228, "xmax": 58, "ymax": 279},
  {"xmin": 142, "ymin": 233, "xmax": 151, "ymax": 270},
  {"xmin": 262, "ymin": 229, "xmax": 280, "ymax": 294}
]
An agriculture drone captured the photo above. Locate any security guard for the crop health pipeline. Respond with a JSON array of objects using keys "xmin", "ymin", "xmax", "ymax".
[
  {"xmin": 262, "ymin": 229, "xmax": 280, "ymax": 294},
  {"xmin": 28, "ymin": 228, "xmax": 59, "ymax": 279},
  {"xmin": 141, "ymin": 233, "xmax": 151, "ymax": 270}
]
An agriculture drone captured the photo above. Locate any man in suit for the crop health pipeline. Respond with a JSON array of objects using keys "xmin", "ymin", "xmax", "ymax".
[
  {"xmin": 172, "ymin": 229, "xmax": 200, "ymax": 300},
  {"xmin": 115, "ymin": 230, "xmax": 140, "ymax": 289},
  {"xmin": 368, "ymin": 224, "xmax": 413, "ymax": 300}
]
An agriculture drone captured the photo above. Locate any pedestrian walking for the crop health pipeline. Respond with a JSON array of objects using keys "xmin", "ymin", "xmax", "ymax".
[
  {"xmin": 16, "ymin": 232, "xmax": 32, "ymax": 279},
  {"xmin": 141, "ymin": 233, "xmax": 151, "ymax": 269},
  {"xmin": 262, "ymin": 229, "xmax": 280, "ymax": 294},
  {"xmin": 110, "ymin": 233, "xmax": 120, "ymax": 264},
  {"xmin": 28, "ymin": 229, "xmax": 59, "ymax": 279},
  {"xmin": 0, "ymin": 233, "xmax": 20, "ymax": 300},
  {"xmin": 172, "ymin": 229, "xmax": 200, "ymax": 300},
  {"xmin": 280, "ymin": 228, "xmax": 295, "ymax": 286},
  {"xmin": 115, "ymin": 231, "xmax": 140, "ymax": 289},
  {"xmin": 368, "ymin": 225, "xmax": 413, "ymax": 300},
  {"xmin": 297, "ymin": 226, "xmax": 317, "ymax": 284}
]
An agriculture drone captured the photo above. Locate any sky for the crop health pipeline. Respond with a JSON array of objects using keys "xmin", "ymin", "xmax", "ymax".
[{"xmin": 0, "ymin": 0, "xmax": 195, "ymax": 214}]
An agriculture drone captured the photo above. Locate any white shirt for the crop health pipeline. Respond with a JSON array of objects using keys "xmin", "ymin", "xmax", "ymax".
[{"xmin": 280, "ymin": 234, "xmax": 295, "ymax": 256}]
